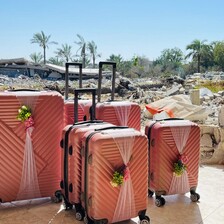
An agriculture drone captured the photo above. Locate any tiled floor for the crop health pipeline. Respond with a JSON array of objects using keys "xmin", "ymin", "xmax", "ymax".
[{"xmin": 0, "ymin": 165, "xmax": 223, "ymax": 224}]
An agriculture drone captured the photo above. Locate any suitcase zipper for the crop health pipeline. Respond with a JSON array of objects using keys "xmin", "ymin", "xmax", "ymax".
[{"xmin": 83, "ymin": 131, "xmax": 99, "ymax": 215}]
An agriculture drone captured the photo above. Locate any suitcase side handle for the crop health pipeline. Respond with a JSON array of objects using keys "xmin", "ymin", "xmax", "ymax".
[
  {"xmin": 74, "ymin": 88, "xmax": 96, "ymax": 123},
  {"xmin": 94, "ymin": 126, "xmax": 128, "ymax": 131},
  {"xmin": 65, "ymin": 62, "xmax": 82, "ymax": 100},
  {"xmin": 98, "ymin": 61, "xmax": 116, "ymax": 102}
]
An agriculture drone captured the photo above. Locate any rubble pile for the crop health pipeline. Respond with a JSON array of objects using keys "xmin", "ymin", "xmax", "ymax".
[{"xmin": 1, "ymin": 73, "xmax": 224, "ymax": 164}]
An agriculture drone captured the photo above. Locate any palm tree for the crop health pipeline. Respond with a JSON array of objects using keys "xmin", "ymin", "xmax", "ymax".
[
  {"xmin": 75, "ymin": 34, "xmax": 87, "ymax": 68},
  {"xmin": 55, "ymin": 44, "xmax": 73, "ymax": 63},
  {"xmin": 88, "ymin": 41, "xmax": 101, "ymax": 68},
  {"xmin": 48, "ymin": 57, "xmax": 64, "ymax": 66},
  {"xmin": 31, "ymin": 31, "xmax": 57, "ymax": 64},
  {"xmin": 29, "ymin": 52, "xmax": 43, "ymax": 64},
  {"xmin": 185, "ymin": 39, "xmax": 209, "ymax": 73}
]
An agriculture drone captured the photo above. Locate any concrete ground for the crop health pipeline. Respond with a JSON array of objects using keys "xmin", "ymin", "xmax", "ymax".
[{"xmin": 0, "ymin": 165, "xmax": 223, "ymax": 224}]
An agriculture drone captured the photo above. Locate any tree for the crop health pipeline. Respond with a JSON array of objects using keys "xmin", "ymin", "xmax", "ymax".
[
  {"xmin": 107, "ymin": 54, "xmax": 123, "ymax": 71},
  {"xmin": 29, "ymin": 52, "xmax": 43, "ymax": 64},
  {"xmin": 55, "ymin": 44, "xmax": 73, "ymax": 63},
  {"xmin": 87, "ymin": 41, "xmax": 101, "ymax": 68},
  {"xmin": 153, "ymin": 48, "xmax": 184, "ymax": 76},
  {"xmin": 75, "ymin": 34, "xmax": 87, "ymax": 68},
  {"xmin": 31, "ymin": 31, "xmax": 57, "ymax": 64},
  {"xmin": 185, "ymin": 39, "xmax": 209, "ymax": 73},
  {"xmin": 48, "ymin": 57, "xmax": 64, "ymax": 66},
  {"xmin": 214, "ymin": 41, "xmax": 224, "ymax": 71}
]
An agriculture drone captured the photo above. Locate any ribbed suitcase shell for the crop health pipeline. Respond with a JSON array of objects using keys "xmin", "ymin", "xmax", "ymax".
[
  {"xmin": 95, "ymin": 101, "xmax": 141, "ymax": 131},
  {"xmin": 81, "ymin": 129, "xmax": 148, "ymax": 223},
  {"xmin": 0, "ymin": 91, "xmax": 64, "ymax": 202},
  {"xmin": 60, "ymin": 122, "xmax": 114, "ymax": 213},
  {"xmin": 64, "ymin": 100, "xmax": 91, "ymax": 125},
  {"xmin": 145, "ymin": 120, "xmax": 200, "ymax": 196}
]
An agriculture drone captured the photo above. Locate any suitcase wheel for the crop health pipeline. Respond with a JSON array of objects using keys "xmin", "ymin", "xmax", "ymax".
[
  {"xmin": 75, "ymin": 210, "xmax": 85, "ymax": 221},
  {"xmin": 155, "ymin": 196, "xmax": 166, "ymax": 207},
  {"xmin": 190, "ymin": 192, "xmax": 200, "ymax": 202},
  {"xmin": 148, "ymin": 189, "xmax": 154, "ymax": 197},
  {"xmin": 52, "ymin": 190, "xmax": 63, "ymax": 203},
  {"xmin": 84, "ymin": 215, "xmax": 94, "ymax": 224},
  {"xmin": 139, "ymin": 215, "xmax": 150, "ymax": 224},
  {"xmin": 64, "ymin": 200, "xmax": 73, "ymax": 210}
]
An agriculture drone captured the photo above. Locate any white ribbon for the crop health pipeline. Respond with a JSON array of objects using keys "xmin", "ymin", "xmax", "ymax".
[
  {"xmin": 103, "ymin": 129, "xmax": 136, "ymax": 223},
  {"xmin": 14, "ymin": 91, "xmax": 41, "ymax": 200},
  {"xmin": 168, "ymin": 123, "xmax": 191, "ymax": 195},
  {"xmin": 112, "ymin": 102, "xmax": 131, "ymax": 126}
]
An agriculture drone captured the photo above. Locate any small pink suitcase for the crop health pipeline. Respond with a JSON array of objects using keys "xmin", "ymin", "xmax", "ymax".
[
  {"xmin": 0, "ymin": 90, "xmax": 64, "ymax": 202},
  {"xmin": 64, "ymin": 62, "xmax": 90, "ymax": 125},
  {"xmin": 81, "ymin": 127, "xmax": 150, "ymax": 223},
  {"xmin": 60, "ymin": 88, "xmax": 114, "ymax": 221},
  {"xmin": 145, "ymin": 119, "xmax": 200, "ymax": 207},
  {"xmin": 95, "ymin": 61, "xmax": 141, "ymax": 131}
]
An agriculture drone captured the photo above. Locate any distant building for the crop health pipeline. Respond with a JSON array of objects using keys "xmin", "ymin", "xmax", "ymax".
[{"xmin": 0, "ymin": 58, "xmax": 49, "ymax": 78}]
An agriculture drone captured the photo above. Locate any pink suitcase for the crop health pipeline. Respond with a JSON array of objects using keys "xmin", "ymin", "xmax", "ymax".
[
  {"xmin": 81, "ymin": 127, "xmax": 150, "ymax": 224},
  {"xmin": 95, "ymin": 61, "xmax": 141, "ymax": 131},
  {"xmin": 60, "ymin": 88, "xmax": 114, "ymax": 221},
  {"xmin": 0, "ymin": 90, "xmax": 64, "ymax": 202},
  {"xmin": 64, "ymin": 62, "xmax": 90, "ymax": 125},
  {"xmin": 145, "ymin": 119, "xmax": 200, "ymax": 207}
]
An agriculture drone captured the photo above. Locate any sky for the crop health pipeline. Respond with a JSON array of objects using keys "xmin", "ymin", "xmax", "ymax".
[{"xmin": 1, "ymin": 0, "xmax": 224, "ymax": 62}]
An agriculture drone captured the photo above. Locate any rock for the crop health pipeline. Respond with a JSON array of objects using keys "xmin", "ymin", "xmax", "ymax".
[
  {"xmin": 166, "ymin": 86, "xmax": 180, "ymax": 96},
  {"xmin": 200, "ymin": 133, "xmax": 213, "ymax": 148},
  {"xmin": 218, "ymin": 105, "xmax": 224, "ymax": 127}
]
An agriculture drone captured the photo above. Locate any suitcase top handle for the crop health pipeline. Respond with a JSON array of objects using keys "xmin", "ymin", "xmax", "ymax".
[
  {"xmin": 94, "ymin": 126, "xmax": 128, "ymax": 131},
  {"xmin": 7, "ymin": 89, "xmax": 40, "ymax": 92},
  {"xmin": 74, "ymin": 88, "xmax": 96, "ymax": 123},
  {"xmin": 65, "ymin": 62, "xmax": 83, "ymax": 100},
  {"xmin": 98, "ymin": 61, "xmax": 116, "ymax": 103}
]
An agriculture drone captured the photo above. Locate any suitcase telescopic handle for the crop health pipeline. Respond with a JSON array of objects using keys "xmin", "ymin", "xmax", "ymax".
[
  {"xmin": 65, "ymin": 62, "xmax": 82, "ymax": 100},
  {"xmin": 98, "ymin": 61, "xmax": 116, "ymax": 102},
  {"xmin": 94, "ymin": 126, "xmax": 128, "ymax": 131},
  {"xmin": 74, "ymin": 88, "xmax": 96, "ymax": 123}
]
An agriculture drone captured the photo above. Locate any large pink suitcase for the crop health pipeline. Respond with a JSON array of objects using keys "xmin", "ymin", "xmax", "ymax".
[
  {"xmin": 81, "ymin": 127, "xmax": 150, "ymax": 223},
  {"xmin": 64, "ymin": 62, "xmax": 90, "ymax": 125},
  {"xmin": 95, "ymin": 61, "xmax": 141, "ymax": 131},
  {"xmin": 60, "ymin": 88, "xmax": 114, "ymax": 221},
  {"xmin": 0, "ymin": 90, "xmax": 64, "ymax": 202},
  {"xmin": 145, "ymin": 119, "xmax": 200, "ymax": 207}
]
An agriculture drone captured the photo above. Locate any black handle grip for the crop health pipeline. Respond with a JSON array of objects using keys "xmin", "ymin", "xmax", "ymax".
[
  {"xmin": 74, "ymin": 88, "xmax": 96, "ymax": 123},
  {"xmin": 95, "ymin": 126, "xmax": 128, "ymax": 131},
  {"xmin": 156, "ymin": 118, "xmax": 184, "ymax": 121},
  {"xmin": 7, "ymin": 89, "xmax": 39, "ymax": 92},
  {"xmin": 98, "ymin": 61, "xmax": 116, "ymax": 102},
  {"xmin": 73, "ymin": 120, "xmax": 104, "ymax": 126},
  {"xmin": 65, "ymin": 62, "xmax": 83, "ymax": 100}
]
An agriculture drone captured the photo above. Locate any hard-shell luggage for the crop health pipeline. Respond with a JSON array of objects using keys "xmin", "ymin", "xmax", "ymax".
[
  {"xmin": 81, "ymin": 126, "xmax": 150, "ymax": 223},
  {"xmin": 64, "ymin": 63, "xmax": 90, "ymax": 125},
  {"xmin": 60, "ymin": 88, "xmax": 114, "ymax": 220},
  {"xmin": 95, "ymin": 61, "xmax": 141, "ymax": 131},
  {"xmin": 0, "ymin": 90, "xmax": 64, "ymax": 202},
  {"xmin": 145, "ymin": 119, "xmax": 200, "ymax": 207}
]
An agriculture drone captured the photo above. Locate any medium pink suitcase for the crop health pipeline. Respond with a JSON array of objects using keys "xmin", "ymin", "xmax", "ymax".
[
  {"xmin": 60, "ymin": 88, "xmax": 114, "ymax": 221},
  {"xmin": 81, "ymin": 127, "xmax": 150, "ymax": 223},
  {"xmin": 145, "ymin": 119, "xmax": 200, "ymax": 207},
  {"xmin": 95, "ymin": 61, "xmax": 141, "ymax": 131},
  {"xmin": 0, "ymin": 90, "xmax": 64, "ymax": 202}
]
